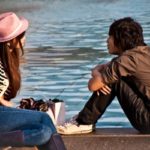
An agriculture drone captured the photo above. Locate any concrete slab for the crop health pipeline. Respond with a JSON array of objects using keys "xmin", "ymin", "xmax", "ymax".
[
  {"xmin": 1, "ymin": 128, "xmax": 150, "ymax": 150},
  {"xmin": 62, "ymin": 128, "xmax": 150, "ymax": 150}
]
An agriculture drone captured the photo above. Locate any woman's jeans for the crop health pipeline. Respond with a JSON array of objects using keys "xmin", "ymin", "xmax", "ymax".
[
  {"xmin": 76, "ymin": 78, "xmax": 150, "ymax": 133},
  {"xmin": 0, "ymin": 106, "xmax": 56, "ymax": 146}
]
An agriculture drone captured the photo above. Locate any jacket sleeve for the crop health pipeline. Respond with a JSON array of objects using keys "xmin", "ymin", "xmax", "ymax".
[{"xmin": 100, "ymin": 54, "xmax": 137, "ymax": 84}]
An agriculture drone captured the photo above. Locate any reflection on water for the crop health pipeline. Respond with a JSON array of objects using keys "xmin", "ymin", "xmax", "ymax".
[{"xmin": 0, "ymin": 0, "xmax": 150, "ymax": 127}]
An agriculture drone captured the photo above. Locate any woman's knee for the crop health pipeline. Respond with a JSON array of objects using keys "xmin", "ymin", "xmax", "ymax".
[
  {"xmin": 24, "ymin": 125, "xmax": 53, "ymax": 146},
  {"xmin": 40, "ymin": 112, "xmax": 56, "ymax": 132}
]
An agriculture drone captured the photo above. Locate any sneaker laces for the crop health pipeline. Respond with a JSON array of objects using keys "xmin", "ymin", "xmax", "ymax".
[
  {"xmin": 64, "ymin": 120, "xmax": 78, "ymax": 126},
  {"xmin": 59, "ymin": 114, "xmax": 79, "ymax": 128}
]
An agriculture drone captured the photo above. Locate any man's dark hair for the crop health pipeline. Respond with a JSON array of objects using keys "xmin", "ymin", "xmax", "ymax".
[{"xmin": 109, "ymin": 17, "xmax": 146, "ymax": 51}]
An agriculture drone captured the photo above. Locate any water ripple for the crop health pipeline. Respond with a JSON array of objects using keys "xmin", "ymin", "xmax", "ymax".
[{"xmin": 1, "ymin": 0, "xmax": 150, "ymax": 127}]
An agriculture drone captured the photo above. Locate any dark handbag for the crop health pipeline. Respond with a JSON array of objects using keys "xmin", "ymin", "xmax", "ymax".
[{"xmin": 18, "ymin": 98, "xmax": 65, "ymax": 125}]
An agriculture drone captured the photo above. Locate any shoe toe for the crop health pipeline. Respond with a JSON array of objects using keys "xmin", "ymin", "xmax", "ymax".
[{"xmin": 57, "ymin": 127, "xmax": 66, "ymax": 134}]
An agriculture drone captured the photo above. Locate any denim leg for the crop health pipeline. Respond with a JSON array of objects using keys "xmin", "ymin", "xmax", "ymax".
[
  {"xmin": 0, "ymin": 106, "xmax": 56, "ymax": 146},
  {"xmin": 76, "ymin": 90, "xmax": 116, "ymax": 125}
]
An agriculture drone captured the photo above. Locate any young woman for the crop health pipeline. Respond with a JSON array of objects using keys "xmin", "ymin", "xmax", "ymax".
[
  {"xmin": 0, "ymin": 12, "xmax": 66, "ymax": 150},
  {"xmin": 57, "ymin": 17, "xmax": 150, "ymax": 134}
]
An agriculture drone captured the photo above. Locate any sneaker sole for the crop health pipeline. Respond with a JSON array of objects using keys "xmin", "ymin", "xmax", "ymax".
[{"xmin": 57, "ymin": 128, "xmax": 93, "ymax": 135}]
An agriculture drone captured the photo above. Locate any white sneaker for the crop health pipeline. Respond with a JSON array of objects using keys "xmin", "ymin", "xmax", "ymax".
[{"xmin": 57, "ymin": 117, "xmax": 94, "ymax": 135}]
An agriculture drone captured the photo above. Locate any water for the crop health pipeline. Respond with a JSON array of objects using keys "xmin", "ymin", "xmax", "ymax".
[{"xmin": 0, "ymin": 0, "xmax": 150, "ymax": 127}]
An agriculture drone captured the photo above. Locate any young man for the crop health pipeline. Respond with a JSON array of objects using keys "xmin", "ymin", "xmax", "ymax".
[{"xmin": 57, "ymin": 17, "xmax": 150, "ymax": 135}]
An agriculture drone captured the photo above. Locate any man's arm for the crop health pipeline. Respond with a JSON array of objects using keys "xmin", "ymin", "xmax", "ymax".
[
  {"xmin": 88, "ymin": 75, "xmax": 105, "ymax": 92},
  {"xmin": 91, "ymin": 62, "xmax": 110, "ymax": 77},
  {"xmin": 89, "ymin": 62, "xmax": 111, "ymax": 95},
  {"xmin": 88, "ymin": 73, "xmax": 111, "ymax": 95}
]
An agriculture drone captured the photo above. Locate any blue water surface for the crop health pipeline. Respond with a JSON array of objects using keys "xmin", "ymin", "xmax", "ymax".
[{"xmin": 0, "ymin": 0, "xmax": 150, "ymax": 127}]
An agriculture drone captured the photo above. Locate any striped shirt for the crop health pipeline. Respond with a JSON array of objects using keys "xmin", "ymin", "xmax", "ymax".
[{"xmin": 0, "ymin": 60, "xmax": 9, "ymax": 98}]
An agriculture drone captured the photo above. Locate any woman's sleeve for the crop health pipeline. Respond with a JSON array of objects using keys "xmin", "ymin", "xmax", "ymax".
[{"xmin": 100, "ymin": 54, "xmax": 137, "ymax": 84}]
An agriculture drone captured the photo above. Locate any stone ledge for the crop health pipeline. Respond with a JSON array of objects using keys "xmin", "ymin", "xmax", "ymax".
[
  {"xmin": 1, "ymin": 128, "xmax": 150, "ymax": 150},
  {"xmin": 62, "ymin": 128, "xmax": 150, "ymax": 150}
]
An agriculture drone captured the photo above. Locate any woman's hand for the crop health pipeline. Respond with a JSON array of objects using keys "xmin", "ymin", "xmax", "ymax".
[{"xmin": 0, "ymin": 97, "xmax": 14, "ymax": 107}]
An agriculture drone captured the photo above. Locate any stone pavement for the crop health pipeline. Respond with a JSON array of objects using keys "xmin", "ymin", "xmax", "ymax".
[{"xmin": 1, "ymin": 128, "xmax": 150, "ymax": 150}]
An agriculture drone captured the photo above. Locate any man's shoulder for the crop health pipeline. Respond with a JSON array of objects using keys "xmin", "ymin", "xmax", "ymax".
[
  {"xmin": 122, "ymin": 46, "xmax": 150, "ymax": 56},
  {"xmin": 114, "ymin": 46, "xmax": 150, "ymax": 65}
]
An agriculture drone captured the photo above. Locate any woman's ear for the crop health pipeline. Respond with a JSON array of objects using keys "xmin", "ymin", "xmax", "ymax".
[
  {"xmin": 9, "ymin": 38, "xmax": 19, "ymax": 49},
  {"xmin": 6, "ymin": 41, "xmax": 13, "ymax": 52},
  {"xmin": 6, "ymin": 42, "xmax": 11, "ymax": 49}
]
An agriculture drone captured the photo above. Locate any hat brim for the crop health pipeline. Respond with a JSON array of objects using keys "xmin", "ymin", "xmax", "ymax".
[{"xmin": 0, "ymin": 17, "xmax": 29, "ymax": 42}]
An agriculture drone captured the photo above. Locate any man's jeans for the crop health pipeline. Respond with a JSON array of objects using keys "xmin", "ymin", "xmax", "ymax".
[
  {"xmin": 0, "ymin": 106, "xmax": 56, "ymax": 146},
  {"xmin": 77, "ymin": 78, "xmax": 150, "ymax": 133}
]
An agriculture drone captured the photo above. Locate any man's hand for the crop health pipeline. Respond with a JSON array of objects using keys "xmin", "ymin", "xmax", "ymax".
[
  {"xmin": 88, "ymin": 75, "xmax": 105, "ymax": 91},
  {"xmin": 89, "ymin": 62, "xmax": 111, "ymax": 95},
  {"xmin": 97, "ymin": 85, "xmax": 111, "ymax": 95},
  {"xmin": 89, "ymin": 72, "xmax": 111, "ymax": 95}
]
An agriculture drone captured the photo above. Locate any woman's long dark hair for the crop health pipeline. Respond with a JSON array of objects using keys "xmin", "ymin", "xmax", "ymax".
[
  {"xmin": 109, "ymin": 17, "xmax": 146, "ymax": 51},
  {"xmin": 0, "ymin": 32, "xmax": 25, "ymax": 100}
]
